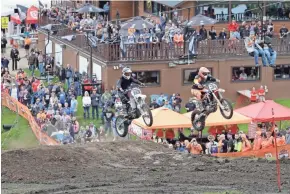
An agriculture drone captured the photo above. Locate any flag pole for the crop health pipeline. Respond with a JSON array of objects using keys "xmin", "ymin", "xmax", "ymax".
[{"xmin": 272, "ymin": 108, "xmax": 281, "ymax": 192}]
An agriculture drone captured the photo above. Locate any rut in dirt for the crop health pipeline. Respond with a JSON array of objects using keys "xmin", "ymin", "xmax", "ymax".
[{"xmin": 2, "ymin": 141, "xmax": 290, "ymax": 194}]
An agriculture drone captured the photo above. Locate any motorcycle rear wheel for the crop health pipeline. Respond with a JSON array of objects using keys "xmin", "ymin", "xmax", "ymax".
[
  {"xmin": 115, "ymin": 115, "xmax": 129, "ymax": 137},
  {"xmin": 191, "ymin": 110, "xmax": 206, "ymax": 131},
  {"xmin": 141, "ymin": 104, "xmax": 153, "ymax": 127},
  {"xmin": 219, "ymin": 99, "xmax": 233, "ymax": 119}
]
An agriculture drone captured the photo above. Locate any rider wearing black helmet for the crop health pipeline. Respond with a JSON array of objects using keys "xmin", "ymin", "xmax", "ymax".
[{"xmin": 117, "ymin": 67, "xmax": 144, "ymax": 114}]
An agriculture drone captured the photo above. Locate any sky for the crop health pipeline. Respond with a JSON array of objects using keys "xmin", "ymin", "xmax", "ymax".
[{"xmin": 1, "ymin": 0, "xmax": 51, "ymax": 13}]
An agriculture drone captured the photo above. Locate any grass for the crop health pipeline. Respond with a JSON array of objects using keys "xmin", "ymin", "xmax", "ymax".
[{"xmin": 1, "ymin": 107, "xmax": 39, "ymax": 150}]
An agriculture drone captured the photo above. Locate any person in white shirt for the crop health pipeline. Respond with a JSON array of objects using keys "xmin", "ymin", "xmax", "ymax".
[
  {"xmin": 244, "ymin": 31, "xmax": 267, "ymax": 66},
  {"xmin": 82, "ymin": 91, "xmax": 91, "ymax": 119},
  {"xmin": 239, "ymin": 70, "xmax": 248, "ymax": 80},
  {"xmin": 10, "ymin": 84, "xmax": 18, "ymax": 100}
]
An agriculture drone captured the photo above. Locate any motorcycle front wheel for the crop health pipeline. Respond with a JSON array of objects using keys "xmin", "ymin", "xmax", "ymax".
[
  {"xmin": 219, "ymin": 99, "xmax": 233, "ymax": 119},
  {"xmin": 141, "ymin": 104, "xmax": 153, "ymax": 127},
  {"xmin": 191, "ymin": 110, "xmax": 206, "ymax": 131},
  {"xmin": 115, "ymin": 115, "xmax": 129, "ymax": 137}
]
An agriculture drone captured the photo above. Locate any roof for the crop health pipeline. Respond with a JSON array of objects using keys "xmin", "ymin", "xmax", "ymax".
[
  {"xmin": 153, "ymin": 0, "xmax": 185, "ymax": 8},
  {"xmin": 183, "ymin": 109, "xmax": 251, "ymax": 127},
  {"xmin": 133, "ymin": 107, "xmax": 191, "ymax": 129},
  {"xmin": 235, "ymin": 100, "xmax": 290, "ymax": 122}
]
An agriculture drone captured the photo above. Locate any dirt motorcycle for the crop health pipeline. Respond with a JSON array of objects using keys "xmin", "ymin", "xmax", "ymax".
[
  {"xmin": 191, "ymin": 80, "xmax": 233, "ymax": 131},
  {"xmin": 115, "ymin": 86, "xmax": 153, "ymax": 137}
]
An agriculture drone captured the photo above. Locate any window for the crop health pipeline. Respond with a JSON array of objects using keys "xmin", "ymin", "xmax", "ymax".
[
  {"xmin": 274, "ymin": 65, "xmax": 290, "ymax": 80},
  {"xmin": 232, "ymin": 66, "xmax": 260, "ymax": 82},
  {"xmin": 133, "ymin": 71, "xmax": 160, "ymax": 86},
  {"xmin": 183, "ymin": 68, "xmax": 213, "ymax": 85}
]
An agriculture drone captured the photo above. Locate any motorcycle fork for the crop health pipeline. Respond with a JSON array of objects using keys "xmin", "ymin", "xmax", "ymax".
[{"xmin": 212, "ymin": 92, "xmax": 224, "ymax": 109}]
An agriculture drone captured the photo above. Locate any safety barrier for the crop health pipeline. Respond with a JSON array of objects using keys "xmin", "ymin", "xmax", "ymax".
[
  {"xmin": 1, "ymin": 93, "xmax": 60, "ymax": 145},
  {"xmin": 213, "ymin": 144, "xmax": 290, "ymax": 158}
]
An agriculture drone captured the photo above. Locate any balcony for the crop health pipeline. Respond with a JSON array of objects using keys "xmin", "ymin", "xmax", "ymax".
[{"xmin": 39, "ymin": 16, "xmax": 290, "ymax": 64}]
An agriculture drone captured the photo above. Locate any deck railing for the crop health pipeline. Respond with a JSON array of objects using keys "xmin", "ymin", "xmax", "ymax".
[{"xmin": 39, "ymin": 16, "xmax": 290, "ymax": 63}]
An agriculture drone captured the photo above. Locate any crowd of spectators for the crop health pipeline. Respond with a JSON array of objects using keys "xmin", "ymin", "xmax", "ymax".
[{"xmin": 153, "ymin": 123, "xmax": 289, "ymax": 155}]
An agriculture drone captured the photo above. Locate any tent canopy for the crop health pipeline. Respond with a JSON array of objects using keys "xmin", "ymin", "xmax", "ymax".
[
  {"xmin": 133, "ymin": 107, "xmax": 190, "ymax": 129},
  {"xmin": 26, "ymin": 6, "xmax": 38, "ymax": 24},
  {"xmin": 235, "ymin": 100, "xmax": 290, "ymax": 122},
  {"xmin": 10, "ymin": 13, "xmax": 21, "ymax": 24},
  {"xmin": 183, "ymin": 109, "xmax": 252, "ymax": 127}
]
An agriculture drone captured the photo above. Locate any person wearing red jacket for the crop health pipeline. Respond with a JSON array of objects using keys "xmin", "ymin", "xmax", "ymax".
[{"xmin": 228, "ymin": 20, "xmax": 239, "ymax": 38}]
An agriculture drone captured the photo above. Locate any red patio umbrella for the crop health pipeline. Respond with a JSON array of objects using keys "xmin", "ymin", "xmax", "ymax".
[
  {"xmin": 10, "ymin": 13, "xmax": 21, "ymax": 24},
  {"xmin": 235, "ymin": 100, "xmax": 290, "ymax": 122},
  {"xmin": 26, "ymin": 5, "xmax": 38, "ymax": 24}
]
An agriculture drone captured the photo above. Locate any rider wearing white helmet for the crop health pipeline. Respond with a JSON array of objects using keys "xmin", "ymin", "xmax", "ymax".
[
  {"xmin": 117, "ymin": 67, "xmax": 144, "ymax": 114},
  {"xmin": 191, "ymin": 67, "xmax": 217, "ymax": 102}
]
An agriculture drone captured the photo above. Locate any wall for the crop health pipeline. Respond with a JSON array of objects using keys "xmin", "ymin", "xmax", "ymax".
[
  {"xmin": 179, "ymin": 1, "xmax": 196, "ymax": 21},
  {"xmin": 105, "ymin": 57, "xmax": 290, "ymax": 104},
  {"xmin": 110, "ymin": 1, "xmax": 133, "ymax": 20}
]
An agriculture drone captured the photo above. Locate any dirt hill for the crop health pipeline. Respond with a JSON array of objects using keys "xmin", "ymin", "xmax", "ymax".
[{"xmin": 2, "ymin": 141, "xmax": 290, "ymax": 194}]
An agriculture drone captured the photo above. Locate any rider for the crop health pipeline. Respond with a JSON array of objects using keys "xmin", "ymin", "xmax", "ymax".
[
  {"xmin": 117, "ymin": 67, "xmax": 144, "ymax": 115},
  {"xmin": 191, "ymin": 67, "xmax": 218, "ymax": 110}
]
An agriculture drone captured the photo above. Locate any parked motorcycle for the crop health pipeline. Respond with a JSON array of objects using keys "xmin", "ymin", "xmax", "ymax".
[
  {"xmin": 115, "ymin": 86, "xmax": 153, "ymax": 137},
  {"xmin": 191, "ymin": 81, "xmax": 233, "ymax": 131}
]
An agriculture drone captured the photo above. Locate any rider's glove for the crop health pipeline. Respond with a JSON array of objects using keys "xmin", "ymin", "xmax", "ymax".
[
  {"xmin": 204, "ymin": 89, "xmax": 209, "ymax": 93},
  {"xmin": 140, "ymin": 83, "xmax": 145, "ymax": 86},
  {"xmin": 216, "ymin": 79, "xmax": 221, "ymax": 83}
]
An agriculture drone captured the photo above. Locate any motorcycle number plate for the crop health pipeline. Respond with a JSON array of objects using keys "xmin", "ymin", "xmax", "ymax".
[{"xmin": 208, "ymin": 83, "xmax": 218, "ymax": 91}]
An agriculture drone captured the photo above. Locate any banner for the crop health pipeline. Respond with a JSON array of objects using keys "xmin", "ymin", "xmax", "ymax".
[
  {"xmin": 213, "ymin": 144, "xmax": 290, "ymax": 159},
  {"xmin": 129, "ymin": 123, "xmax": 152, "ymax": 140},
  {"xmin": 1, "ymin": 93, "xmax": 59, "ymax": 145},
  {"xmin": 1, "ymin": 17, "xmax": 9, "ymax": 29}
]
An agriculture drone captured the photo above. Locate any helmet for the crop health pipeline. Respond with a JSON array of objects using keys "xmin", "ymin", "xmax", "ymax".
[
  {"xmin": 122, "ymin": 67, "xmax": 132, "ymax": 80},
  {"xmin": 198, "ymin": 67, "xmax": 210, "ymax": 79}
]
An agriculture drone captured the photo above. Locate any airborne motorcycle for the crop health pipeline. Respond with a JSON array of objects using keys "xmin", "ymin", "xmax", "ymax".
[
  {"xmin": 191, "ymin": 81, "xmax": 233, "ymax": 131},
  {"xmin": 115, "ymin": 86, "xmax": 153, "ymax": 137}
]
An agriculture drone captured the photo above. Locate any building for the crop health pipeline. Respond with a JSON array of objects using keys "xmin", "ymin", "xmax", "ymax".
[{"xmin": 39, "ymin": 0, "xmax": 290, "ymax": 104}]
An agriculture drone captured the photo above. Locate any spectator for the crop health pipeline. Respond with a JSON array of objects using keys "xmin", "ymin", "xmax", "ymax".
[
  {"xmin": 91, "ymin": 88, "xmax": 100, "ymax": 119},
  {"xmin": 38, "ymin": 51, "xmax": 44, "ymax": 75},
  {"xmin": 244, "ymin": 32, "xmax": 267, "ymax": 67},
  {"xmin": 24, "ymin": 36, "xmax": 32, "ymax": 56},
  {"xmin": 199, "ymin": 25, "xmax": 207, "ymax": 40},
  {"xmin": 175, "ymin": 141, "xmax": 186, "ymax": 152},
  {"xmin": 163, "ymin": 100, "xmax": 172, "ymax": 110},
  {"xmin": 173, "ymin": 29, "xmax": 184, "ymax": 47},
  {"xmin": 10, "ymin": 84, "xmax": 18, "ymax": 100},
  {"xmin": 218, "ymin": 28, "xmax": 227, "ymax": 40},
  {"xmin": 233, "ymin": 134, "xmax": 242, "ymax": 152},
  {"xmin": 258, "ymin": 85, "xmax": 266, "ymax": 102},
  {"xmin": 103, "ymin": 2, "xmax": 110, "ymax": 20},
  {"xmin": 261, "ymin": 132, "xmax": 273, "ymax": 149},
  {"xmin": 70, "ymin": 95, "xmax": 78, "ymax": 116},
  {"xmin": 157, "ymin": 93, "xmax": 166, "ymax": 106},
  {"xmin": 187, "ymin": 138, "xmax": 203, "ymax": 154},
  {"xmin": 10, "ymin": 45, "xmax": 19, "ymax": 71},
  {"xmin": 82, "ymin": 91, "xmax": 91, "ymax": 119},
  {"xmin": 228, "ymin": 19, "xmax": 239, "ymax": 39},
  {"xmin": 1, "ymin": 57, "xmax": 9, "ymax": 69},
  {"xmin": 1, "ymin": 34, "xmax": 7, "ymax": 54},
  {"xmin": 150, "ymin": 98, "xmax": 160, "ymax": 109},
  {"xmin": 218, "ymin": 134, "xmax": 228, "ymax": 153},
  {"xmin": 239, "ymin": 21, "xmax": 247, "ymax": 39},
  {"xmin": 28, "ymin": 50, "xmax": 37, "ymax": 76},
  {"xmin": 250, "ymin": 87, "xmax": 258, "ymax": 103},
  {"xmin": 103, "ymin": 106, "xmax": 114, "ymax": 136},
  {"xmin": 239, "ymin": 68, "xmax": 247, "ymax": 80},
  {"xmin": 101, "ymin": 88, "xmax": 112, "ymax": 104},
  {"xmin": 227, "ymin": 133, "xmax": 234, "ymax": 152},
  {"xmin": 205, "ymin": 135, "xmax": 218, "ymax": 154},
  {"xmin": 279, "ymin": 24, "xmax": 288, "ymax": 39},
  {"xmin": 185, "ymin": 98, "xmax": 196, "ymax": 112},
  {"xmin": 65, "ymin": 64, "xmax": 74, "ymax": 89},
  {"xmin": 253, "ymin": 131, "xmax": 262, "ymax": 151},
  {"xmin": 241, "ymin": 134, "xmax": 251, "ymax": 152},
  {"xmin": 209, "ymin": 26, "xmax": 217, "ymax": 40}
]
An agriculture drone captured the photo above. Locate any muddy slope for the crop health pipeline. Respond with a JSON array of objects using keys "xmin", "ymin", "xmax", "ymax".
[{"xmin": 2, "ymin": 141, "xmax": 290, "ymax": 194}]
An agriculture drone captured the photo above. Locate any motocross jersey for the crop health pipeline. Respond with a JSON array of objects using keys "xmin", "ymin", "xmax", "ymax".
[
  {"xmin": 117, "ymin": 76, "xmax": 141, "ymax": 91},
  {"xmin": 192, "ymin": 75, "xmax": 217, "ymax": 90}
]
